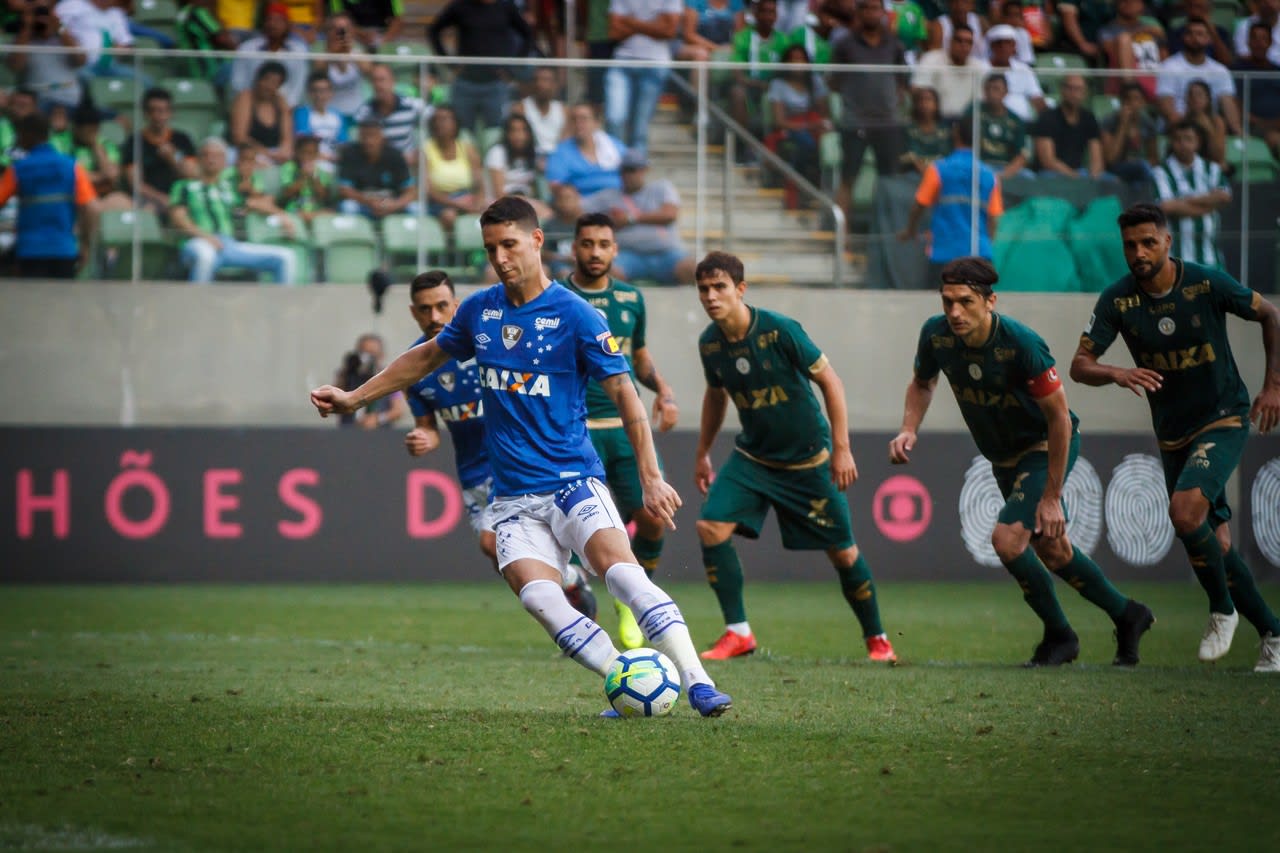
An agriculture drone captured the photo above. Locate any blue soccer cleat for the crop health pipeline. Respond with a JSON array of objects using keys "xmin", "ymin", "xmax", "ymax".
[
  {"xmin": 599, "ymin": 708, "xmax": 621, "ymax": 718},
  {"xmin": 687, "ymin": 683, "xmax": 732, "ymax": 717}
]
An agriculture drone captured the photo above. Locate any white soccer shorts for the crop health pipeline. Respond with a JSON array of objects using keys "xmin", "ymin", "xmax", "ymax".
[
  {"xmin": 489, "ymin": 477, "xmax": 628, "ymax": 581},
  {"xmin": 462, "ymin": 478, "xmax": 496, "ymax": 536}
]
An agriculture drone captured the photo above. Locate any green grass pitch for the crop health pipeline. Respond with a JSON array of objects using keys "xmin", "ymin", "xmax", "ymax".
[{"xmin": 2, "ymin": 581, "xmax": 1278, "ymax": 852}]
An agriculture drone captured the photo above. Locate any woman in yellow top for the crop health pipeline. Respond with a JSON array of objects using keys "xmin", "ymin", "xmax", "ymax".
[{"xmin": 423, "ymin": 105, "xmax": 486, "ymax": 235}]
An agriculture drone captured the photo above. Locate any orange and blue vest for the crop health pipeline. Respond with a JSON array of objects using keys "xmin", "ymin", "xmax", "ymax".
[
  {"xmin": 0, "ymin": 143, "xmax": 95, "ymax": 259},
  {"xmin": 924, "ymin": 149, "xmax": 1000, "ymax": 263}
]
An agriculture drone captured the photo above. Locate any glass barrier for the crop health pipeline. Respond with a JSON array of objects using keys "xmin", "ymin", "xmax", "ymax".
[{"xmin": 1, "ymin": 43, "xmax": 1278, "ymax": 292}]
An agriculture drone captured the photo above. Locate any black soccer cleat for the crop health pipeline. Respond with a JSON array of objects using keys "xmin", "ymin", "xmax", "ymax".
[
  {"xmin": 563, "ymin": 576, "xmax": 598, "ymax": 622},
  {"xmin": 1024, "ymin": 627, "xmax": 1080, "ymax": 668},
  {"xmin": 1112, "ymin": 600, "xmax": 1156, "ymax": 667}
]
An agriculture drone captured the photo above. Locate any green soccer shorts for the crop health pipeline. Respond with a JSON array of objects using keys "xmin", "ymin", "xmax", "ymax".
[
  {"xmin": 1160, "ymin": 423, "xmax": 1249, "ymax": 530},
  {"xmin": 994, "ymin": 431, "xmax": 1082, "ymax": 531},
  {"xmin": 588, "ymin": 426, "xmax": 663, "ymax": 521},
  {"xmin": 699, "ymin": 450, "xmax": 855, "ymax": 551}
]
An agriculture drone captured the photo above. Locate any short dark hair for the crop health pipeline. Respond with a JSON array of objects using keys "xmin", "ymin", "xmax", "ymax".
[
  {"xmin": 1119, "ymin": 81, "xmax": 1147, "ymax": 100},
  {"xmin": 255, "ymin": 60, "xmax": 288, "ymax": 83},
  {"xmin": 1168, "ymin": 117, "xmax": 1205, "ymax": 149},
  {"xmin": 951, "ymin": 22, "xmax": 973, "ymax": 37},
  {"xmin": 143, "ymin": 87, "xmax": 172, "ymax": 107},
  {"xmin": 939, "ymin": 257, "xmax": 998, "ymax": 295},
  {"xmin": 15, "ymin": 112, "xmax": 50, "ymax": 146},
  {"xmin": 1183, "ymin": 15, "xmax": 1211, "ymax": 31},
  {"xmin": 410, "ymin": 270, "xmax": 455, "ymax": 296},
  {"xmin": 307, "ymin": 69, "xmax": 331, "ymax": 87},
  {"xmin": 575, "ymin": 212, "xmax": 615, "ymax": 237},
  {"xmin": 1250, "ymin": 19, "xmax": 1274, "ymax": 39},
  {"xmin": 695, "ymin": 251, "xmax": 745, "ymax": 285},
  {"xmin": 11, "ymin": 86, "xmax": 37, "ymax": 102},
  {"xmin": 983, "ymin": 72, "xmax": 1008, "ymax": 91},
  {"xmin": 1117, "ymin": 202, "xmax": 1167, "ymax": 232},
  {"xmin": 480, "ymin": 195, "xmax": 540, "ymax": 232}
]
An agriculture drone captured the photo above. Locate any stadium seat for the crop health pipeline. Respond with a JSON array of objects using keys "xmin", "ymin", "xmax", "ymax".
[
  {"xmin": 310, "ymin": 213, "xmax": 378, "ymax": 283},
  {"xmin": 98, "ymin": 121, "xmax": 127, "ymax": 148},
  {"xmin": 97, "ymin": 209, "xmax": 174, "ymax": 280},
  {"xmin": 452, "ymin": 216, "xmax": 487, "ymax": 272},
  {"xmin": 169, "ymin": 79, "xmax": 221, "ymax": 144},
  {"xmin": 1090, "ymin": 94, "xmax": 1119, "ymax": 121},
  {"xmin": 381, "ymin": 213, "xmax": 434, "ymax": 276},
  {"xmin": 993, "ymin": 196, "xmax": 1079, "ymax": 291},
  {"xmin": 1225, "ymin": 135, "xmax": 1278, "ymax": 182},
  {"xmin": 1067, "ymin": 195, "xmax": 1128, "ymax": 290},
  {"xmin": 245, "ymin": 212, "xmax": 314, "ymax": 284},
  {"xmin": 478, "ymin": 126, "xmax": 503, "ymax": 155},
  {"xmin": 133, "ymin": 0, "xmax": 178, "ymax": 25},
  {"xmin": 256, "ymin": 165, "xmax": 282, "ymax": 198},
  {"xmin": 89, "ymin": 77, "xmax": 138, "ymax": 114},
  {"xmin": 378, "ymin": 41, "xmax": 432, "ymax": 92}
]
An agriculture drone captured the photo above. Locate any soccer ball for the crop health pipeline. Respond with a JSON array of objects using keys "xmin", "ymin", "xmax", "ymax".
[{"xmin": 604, "ymin": 648, "xmax": 682, "ymax": 718}]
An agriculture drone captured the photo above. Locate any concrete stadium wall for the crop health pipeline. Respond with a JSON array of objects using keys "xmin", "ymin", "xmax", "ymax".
[{"xmin": 2, "ymin": 280, "xmax": 1271, "ymax": 432}]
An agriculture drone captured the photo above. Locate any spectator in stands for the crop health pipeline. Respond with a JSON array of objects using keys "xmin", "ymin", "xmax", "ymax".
[
  {"xmin": 900, "ymin": 85, "xmax": 951, "ymax": 173},
  {"xmin": 54, "ymin": 0, "xmax": 139, "ymax": 81},
  {"xmin": 7, "ymin": 2, "xmax": 85, "ymax": 109},
  {"xmin": 912, "ymin": 22, "xmax": 988, "ymax": 122},
  {"xmin": 1156, "ymin": 18, "xmax": 1242, "ymax": 135},
  {"xmin": 928, "ymin": 0, "xmax": 987, "ymax": 60},
  {"xmin": 279, "ymin": 134, "xmax": 338, "ymax": 220},
  {"xmin": 581, "ymin": 150, "xmax": 695, "ymax": 285},
  {"xmin": 230, "ymin": 3, "xmax": 310, "ymax": 108},
  {"xmin": 583, "ymin": 0, "xmax": 614, "ymax": 107},
  {"xmin": 485, "ymin": 113, "xmax": 550, "ymax": 216},
  {"xmin": 1234, "ymin": 0, "xmax": 1280, "ymax": 63},
  {"xmin": 1099, "ymin": 0, "xmax": 1166, "ymax": 98},
  {"xmin": 898, "ymin": 120, "xmax": 1004, "ymax": 286},
  {"xmin": 176, "ymin": 0, "xmax": 236, "ymax": 85},
  {"xmin": 283, "ymin": 0, "xmax": 325, "ymax": 41},
  {"xmin": 606, "ymin": 0, "xmax": 682, "ymax": 154},
  {"xmin": 352, "ymin": 63, "xmax": 431, "ymax": 161},
  {"xmin": 168, "ymin": 138, "xmax": 298, "ymax": 284},
  {"xmin": 678, "ymin": 0, "xmax": 746, "ymax": 63},
  {"xmin": 222, "ymin": 141, "xmax": 298, "ymax": 238},
  {"xmin": 1181, "ymin": 78, "xmax": 1228, "ymax": 166},
  {"xmin": 545, "ymin": 102, "xmax": 625, "ymax": 197},
  {"xmin": 1236, "ymin": 20, "xmax": 1280, "ymax": 158},
  {"xmin": 295, "ymin": 70, "xmax": 351, "ymax": 160},
  {"xmin": 540, "ymin": 182, "xmax": 582, "ymax": 278},
  {"xmin": 1100, "ymin": 81, "xmax": 1159, "ymax": 184},
  {"xmin": 216, "ymin": 0, "xmax": 258, "ymax": 41},
  {"xmin": 985, "ymin": 24, "xmax": 1045, "ymax": 121},
  {"xmin": 995, "ymin": 0, "xmax": 1036, "ymax": 64},
  {"xmin": 1169, "ymin": 0, "xmax": 1233, "ymax": 64},
  {"xmin": 887, "ymin": 0, "xmax": 929, "ymax": 62},
  {"xmin": 228, "ymin": 61, "xmax": 295, "ymax": 167},
  {"xmin": 787, "ymin": 1, "xmax": 841, "ymax": 65},
  {"xmin": 776, "ymin": 0, "xmax": 809, "ymax": 33},
  {"xmin": 1032, "ymin": 73, "xmax": 1105, "ymax": 178},
  {"xmin": 67, "ymin": 104, "xmax": 130, "ymax": 210},
  {"xmin": 727, "ymin": 0, "xmax": 790, "ymax": 142},
  {"xmin": 0, "ymin": 112, "xmax": 97, "ymax": 278},
  {"xmin": 337, "ymin": 117, "xmax": 417, "ymax": 218},
  {"xmin": 333, "ymin": 333, "xmax": 407, "ymax": 428},
  {"xmin": 123, "ymin": 88, "xmax": 197, "ymax": 214},
  {"xmin": 963, "ymin": 73, "xmax": 1032, "ymax": 179},
  {"xmin": 0, "ymin": 88, "xmax": 39, "ymax": 170},
  {"xmin": 423, "ymin": 105, "xmax": 485, "ymax": 235},
  {"xmin": 329, "ymin": 0, "xmax": 406, "ymax": 47},
  {"xmin": 765, "ymin": 44, "xmax": 829, "ymax": 192},
  {"xmin": 1153, "ymin": 119, "xmax": 1231, "ymax": 268},
  {"xmin": 512, "ymin": 67, "xmax": 566, "ymax": 158},
  {"xmin": 831, "ymin": 0, "xmax": 908, "ymax": 225},
  {"xmin": 315, "ymin": 12, "xmax": 373, "ymax": 117},
  {"xmin": 429, "ymin": 0, "xmax": 535, "ymax": 135},
  {"xmin": 1057, "ymin": 0, "xmax": 1113, "ymax": 61}
]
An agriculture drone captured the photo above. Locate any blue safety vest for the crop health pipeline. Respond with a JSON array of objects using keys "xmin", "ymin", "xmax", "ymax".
[
  {"xmin": 930, "ymin": 148, "xmax": 997, "ymax": 264},
  {"xmin": 13, "ymin": 143, "xmax": 80, "ymax": 260}
]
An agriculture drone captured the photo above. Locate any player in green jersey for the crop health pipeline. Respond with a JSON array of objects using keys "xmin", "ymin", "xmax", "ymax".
[
  {"xmin": 565, "ymin": 212, "xmax": 680, "ymax": 650},
  {"xmin": 693, "ymin": 251, "xmax": 897, "ymax": 662},
  {"xmin": 890, "ymin": 257, "xmax": 1156, "ymax": 667},
  {"xmin": 1071, "ymin": 203, "xmax": 1280, "ymax": 673}
]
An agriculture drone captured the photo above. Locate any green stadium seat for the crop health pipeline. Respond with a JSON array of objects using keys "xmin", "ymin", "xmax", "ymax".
[
  {"xmin": 97, "ymin": 209, "xmax": 174, "ymax": 280},
  {"xmin": 311, "ymin": 213, "xmax": 378, "ymax": 283},
  {"xmin": 245, "ymin": 212, "xmax": 314, "ymax": 284},
  {"xmin": 993, "ymin": 196, "xmax": 1080, "ymax": 291},
  {"xmin": 98, "ymin": 120, "xmax": 127, "ymax": 148},
  {"xmin": 1090, "ymin": 94, "xmax": 1119, "ymax": 121},
  {"xmin": 1067, "ymin": 195, "xmax": 1128, "ymax": 291},
  {"xmin": 381, "ymin": 212, "xmax": 433, "ymax": 269},
  {"xmin": 452, "ymin": 215, "xmax": 487, "ymax": 273},
  {"xmin": 133, "ymin": 0, "xmax": 178, "ymax": 25},
  {"xmin": 379, "ymin": 41, "xmax": 433, "ymax": 91},
  {"xmin": 1225, "ymin": 135, "xmax": 1276, "ymax": 180},
  {"xmin": 89, "ymin": 77, "xmax": 138, "ymax": 113},
  {"xmin": 478, "ymin": 126, "xmax": 503, "ymax": 155}
]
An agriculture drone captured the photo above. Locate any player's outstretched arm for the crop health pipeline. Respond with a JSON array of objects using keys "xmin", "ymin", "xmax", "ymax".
[
  {"xmin": 311, "ymin": 339, "xmax": 451, "ymax": 418},
  {"xmin": 405, "ymin": 414, "xmax": 441, "ymax": 457},
  {"xmin": 1069, "ymin": 344, "xmax": 1162, "ymax": 396},
  {"xmin": 602, "ymin": 372, "xmax": 682, "ymax": 529},
  {"xmin": 889, "ymin": 375, "xmax": 936, "ymax": 465},
  {"xmin": 695, "ymin": 386, "xmax": 730, "ymax": 496},
  {"xmin": 632, "ymin": 346, "xmax": 678, "ymax": 432},
  {"xmin": 1031, "ymin": 386, "xmax": 1072, "ymax": 540},
  {"xmin": 1251, "ymin": 296, "xmax": 1280, "ymax": 434},
  {"xmin": 811, "ymin": 363, "xmax": 857, "ymax": 490}
]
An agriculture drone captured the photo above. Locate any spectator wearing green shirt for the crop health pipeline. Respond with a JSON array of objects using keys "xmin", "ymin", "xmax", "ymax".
[
  {"xmin": 65, "ymin": 105, "xmax": 130, "ymax": 211},
  {"xmin": 169, "ymin": 138, "xmax": 298, "ymax": 284},
  {"xmin": 0, "ymin": 88, "xmax": 39, "ymax": 172},
  {"xmin": 176, "ymin": 0, "xmax": 237, "ymax": 86},
  {"xmin": 888, "ymin": 0, "xmax": 929, "ymax": 60},
  {"xmin": 279, "ymin": 135, "xmax": 337, "ymax": 221},
  {"xmin": 728, "ymin": 0, "xmax": 791, "ymax": 139},
  {"xmin": 962, "ymin": 73, "xmax": 1033, "ymax": 178},
  {"xmin": 786, "ymin": 0, "xmax": 840, "ymax": 66}
]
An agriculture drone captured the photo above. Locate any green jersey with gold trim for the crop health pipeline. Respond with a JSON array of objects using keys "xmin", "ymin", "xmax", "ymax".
[
  {"xmin": 915, "ymin": 313, "xmax": 1079, "ymax": 463},
  {"xmin": 565, "ymin": 276, "xmax": 646, "ymax": 421},
  {"xmin": 1079, "ymin": 259, "xmax": 1259, "ymax": 447},
  {"xmin": 699, "ymin": 307, "xmax": 832, "ymax": 466}
]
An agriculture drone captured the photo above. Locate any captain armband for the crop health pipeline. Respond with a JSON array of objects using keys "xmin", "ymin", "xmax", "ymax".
[{"xmin": 1026, "ymin": 367, "xmax": 1063, "ymax": 399}]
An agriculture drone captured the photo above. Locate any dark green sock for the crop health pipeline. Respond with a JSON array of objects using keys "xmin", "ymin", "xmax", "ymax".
[
  {"xmin": 702, "ymin": 540, "xmax": 747, "ymax": 624},
  {"xmin": 631, "ymin": 535, "xmax": 664, "ymax": 576},
  {"xmin": 1224, "ymin": 548, "xmax": 1280, "ymax": 636},
  {"xmin": 834, "ymin": 555, "xmax": 884, "ymax": 638},
  {"xmin": 1004, "ymin": 549, "xmax": 1071, "ymax": 632},
  {"xmin": 1052, "ymin": 546, "xmax": 1128, "ymax": 620},
  {"xmin": 1177, "ymin": 523, "xmax": 1235, "ymax": 615}
]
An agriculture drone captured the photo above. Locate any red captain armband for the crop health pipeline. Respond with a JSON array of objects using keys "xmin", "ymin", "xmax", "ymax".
[{"xmin": 1027, "ymin": 367, "xmax": 1063, "ymax": 399}]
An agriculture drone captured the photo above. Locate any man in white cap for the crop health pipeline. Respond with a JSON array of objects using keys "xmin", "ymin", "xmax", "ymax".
[{"xmin": 986, "ymin": 23, "xmax": 1047, "ymax": 122}]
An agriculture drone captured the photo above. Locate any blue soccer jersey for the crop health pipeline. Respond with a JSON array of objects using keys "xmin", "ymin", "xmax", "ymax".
[
  {"xmin": 434, "ymin": 282, "xmax": 630, "ymax": 496},
  {"xmin": 405, "ymin": 336, "xmax": 490, "ymax": 489}
]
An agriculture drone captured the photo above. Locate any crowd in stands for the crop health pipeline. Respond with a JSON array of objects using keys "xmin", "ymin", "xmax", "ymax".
[{"xmin": 1, "ymin": 0, "xmax": 1279, "ymax": 283}]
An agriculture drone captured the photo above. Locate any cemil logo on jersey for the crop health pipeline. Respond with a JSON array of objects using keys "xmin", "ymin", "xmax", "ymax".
[
  {"xmin": 481, "ymin": 366, "xmax": 551, "ymax": 396},
  {"xmin": 482, "ymin": 308, "xmax": 504, "ymax": 321},
  {"xmin": 502, "ymin": 325, "xmax": 523, "ymax": 349},
  {"xmin": 534, "ymin": 316, "xmax": 561, "ymax": 331}
]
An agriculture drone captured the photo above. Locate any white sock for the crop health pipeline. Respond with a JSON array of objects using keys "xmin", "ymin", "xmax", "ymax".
[
  {"xmin": 605, "ymin": 562, "xmax": 714, "ymax": 690},
  {"xmin": 726, "ymin": 622, "xmax": 752, "ymax": 637},
  {"xmin": 518, "ymin": 579, "xmax": 618, "ymax": 677}
]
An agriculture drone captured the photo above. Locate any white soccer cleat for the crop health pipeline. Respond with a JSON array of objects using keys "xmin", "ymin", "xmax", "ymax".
[
  {"xmin": 1198, "ymin": 610, "xmax": 1240, "ymax": 662},
  {"xmin": 1256, "ymin": 633, "xmax": 1280, "ymax": 673}
]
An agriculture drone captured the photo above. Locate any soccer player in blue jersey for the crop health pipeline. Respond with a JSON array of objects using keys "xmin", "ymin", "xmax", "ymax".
[{"xmin": 311, "ymin": 196, "xmax": 732, "ymax": 717}]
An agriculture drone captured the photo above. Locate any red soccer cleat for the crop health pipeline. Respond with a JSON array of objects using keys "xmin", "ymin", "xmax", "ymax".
[
  {"xmin": 700, "ymin": 630, "xmax": 757, "ymax": 660},
  {"xmin": 866, "ymin": 634, "xmax": 898, "ymax": 663}
]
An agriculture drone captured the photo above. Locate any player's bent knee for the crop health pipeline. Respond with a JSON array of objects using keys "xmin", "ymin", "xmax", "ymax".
[
  {"xmin": 827, "ymin": 544, "xmax": 859, "ymax": 566},
  {"xmin": 1169, "ymin": 491, "xmax": 1209, "ymax": 534},
  {"xmin": 991, "ymin": 524, "xmax": 1031, "ymax": 564},
  {"xmin": 1032, "ymin": 535, "xmax": 1073, "ymax": 571},
  {"xmin": 695, "ymin": 519, "xmax": 734, "ymax": 546}
]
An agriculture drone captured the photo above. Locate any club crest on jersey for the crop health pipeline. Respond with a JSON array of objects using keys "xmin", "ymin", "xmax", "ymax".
[
  {"xmin": 438, "ymin": 372, "xmax": 456, "ymax": 392},
  {"xmin": 1158, "ymin": 318, "xmax": 1176, "ymax": 336},
  {"xmin": 968, "ymin": 363, "xmax": 983, "ymax": 380},
  {"xmin": 502, "ymin": 325, "xmax": 523, "ymax": 349},
  {"xmin": 736, "ymin": 357, "xmax": 751, "ymax": 374}
]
